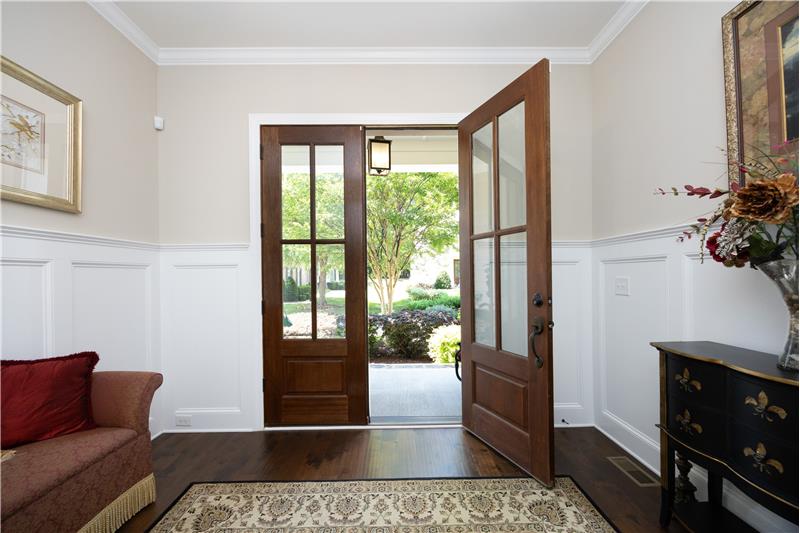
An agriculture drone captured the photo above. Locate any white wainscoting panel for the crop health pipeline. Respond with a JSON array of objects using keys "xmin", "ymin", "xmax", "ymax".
[
  {"xmin": 0, "ymin": 227, "xmax": 163, "ymax": 435},
  {"xmin": 1, "ymin": 258, "xmax": 52, "ymax": 357},
  {"xmin": 592, "ymin": 229, "xmax": 793, "ymax": 532},
  {"xmin": 160, "ymin": 246, "xmax": 257, "ymax": 432},
  {"xmin": 682, "ymin": 253, "xmax": 788, "ymax": 353},
  {"xmin": 72, "ymin": 261, "xmax": 153, "ymax": 371},
  {"xmin": 2, "ymin": 223, "xmax": 794, "ymax": 530},
  {"xmin": 552, "ymin": 244, "xmax": 594, "ymax": 427}
]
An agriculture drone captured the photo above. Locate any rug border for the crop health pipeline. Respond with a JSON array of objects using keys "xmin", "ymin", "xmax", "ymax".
[{"xmin": 145, "ymin": 475, "xmax": 620, "ymax": 533}]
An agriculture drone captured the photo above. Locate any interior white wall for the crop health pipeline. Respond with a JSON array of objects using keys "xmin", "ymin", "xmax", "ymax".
[
  {"xmin": 155, "ymin": 64, "xmax": 593, "ymax": 243},
  {"xmin": 590, "ymin": 2, "xmax": 794, "ymax": 530},
  {"xmin": 0, "ymin": 1, "xmax": 159, "ymax": 242},
  {"xmin": 591, "ymin": 1, "xmax": 736, "ymax": 240}
]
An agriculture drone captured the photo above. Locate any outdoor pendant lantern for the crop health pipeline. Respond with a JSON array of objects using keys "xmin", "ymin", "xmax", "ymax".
[{"xmin": 368, "ymin": 136, "xmax": 392, "ymax": 176}]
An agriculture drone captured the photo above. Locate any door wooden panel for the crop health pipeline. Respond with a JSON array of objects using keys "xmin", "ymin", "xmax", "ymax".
[
  {"xmin": 459, "ymin": 60, "xmax": 554, "ymax": 485},
  {"xmin": 262, "ymin": 125, "xmax": 367, "ymax": 426},
  {"xmin": 285, "ymin": 359, "xmax": 346, "ymax": 393},
  {"xmin": 473, "ymin": 365, "xmax": 528, "ymax": 428}
]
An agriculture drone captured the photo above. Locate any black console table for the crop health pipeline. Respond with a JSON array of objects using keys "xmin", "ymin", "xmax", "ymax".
[{"xmin": 652, "ymin": 341, "xmax": 798, "ymax": 531}]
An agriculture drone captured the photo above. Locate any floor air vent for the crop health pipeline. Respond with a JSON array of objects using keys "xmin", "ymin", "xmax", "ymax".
[{"xmin": 607, "ymin": 456, "xmax": 660, "ymax": 487}]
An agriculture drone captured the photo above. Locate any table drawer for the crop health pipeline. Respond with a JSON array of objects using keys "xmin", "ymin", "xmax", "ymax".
[
  {"xmin": 728, "ymin": 422, "xmax": 798, "ymax": 504},
  {"xmin": 728, "ymin": 373, "xmax": 797, "ymax": 442},
  {"xmin": 667, "ymin": 396, "xmax": 724, "ymax": 456},
  {"xmin": 666, "ymin": 353, "xmax": 725, "ymax": 411}
]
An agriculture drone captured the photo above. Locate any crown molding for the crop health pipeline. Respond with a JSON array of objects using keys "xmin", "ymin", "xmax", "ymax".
[
  {"xmin": 587, "ymin": 0, "xmax": 649, "ymax": 62},
  {"xmin": 89, "ymin": 1, "xmax": 646, "ymax": 67},
  {"xmin": 158, "ymin": 46, "xmax": 592, "ymax": 66},
  {"xmin": 87, "ymin": 1, "xmax": 159, "ymax": 64}
]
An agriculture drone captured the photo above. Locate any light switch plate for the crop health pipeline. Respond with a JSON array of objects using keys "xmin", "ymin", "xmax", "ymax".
[{"xmin": 614, "ymin": 276, "xmax": 630, "ymax": 296}]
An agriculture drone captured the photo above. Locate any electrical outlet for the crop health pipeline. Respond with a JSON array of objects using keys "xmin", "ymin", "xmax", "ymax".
[
  {"xmin": 614, "ymin": 276, "xmax": 630, "ymax": 296},
  {"xmin": 175, "ymin": 414, "xmax": 192, "ymax": 427}
]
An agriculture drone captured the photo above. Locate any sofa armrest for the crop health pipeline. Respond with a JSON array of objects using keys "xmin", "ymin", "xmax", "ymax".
[{"xmin": 91, "ymin": 371, "xmax": 163, "ymax": 435}]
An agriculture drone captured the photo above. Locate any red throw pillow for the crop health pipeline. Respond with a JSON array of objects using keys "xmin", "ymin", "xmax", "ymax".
[{"xmin": 1, "ymin": 352, "xmax": 99, "ymax": 448}]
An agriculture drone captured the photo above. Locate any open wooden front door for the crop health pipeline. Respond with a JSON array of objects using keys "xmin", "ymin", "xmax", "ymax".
[
  {"xmin": 458, "ymin": 60, "xmax": 554, "ymax": 484},
  {"xmin": 261, "ymin": 125, "xmax": 367, "ymax": 426}
]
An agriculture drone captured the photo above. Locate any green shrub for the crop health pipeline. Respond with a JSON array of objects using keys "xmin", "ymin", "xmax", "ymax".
[
  {"xmin": 327, "ymin": 280, "xmax": 345, "ymax": 291},
  {"xmin": 296, "ymin": 284, "xmax": 311, "ymax": 302},
  {"xmin": 428, "ymin": 324, "xmax": 461, "ymax": 363},
  {"xmin": 433, "ymin": 271, "xmax": 452, "ymax": 289},
  {"xmin": 398, "ymin": 294, "xmax": 460, "ymax": 311},
  {"xmin": 283, "ymin": 277, "xmax": 298, "ymax": 302},
  {"xmin": 381, "ymin": 309, "xmax": 457, "ymax": 359},
  {"xmin": 407, "ymin": 286, "xmax": 445, "ymax": 301},
  {"xmin": 423, "ymin": 304, "xmax": 457, "ymax": 318}
]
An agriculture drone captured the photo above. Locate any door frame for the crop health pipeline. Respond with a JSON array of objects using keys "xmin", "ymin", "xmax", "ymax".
[{"xmin": 247, "ymin": 113, "xmax": 466, "ymax": 428}]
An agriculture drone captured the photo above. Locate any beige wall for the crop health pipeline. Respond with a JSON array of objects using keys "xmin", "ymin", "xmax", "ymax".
[
  {"xmin": 591, "ymin": 1, "xmax": 737, "ymax": 239},
  {"xmin": 0, "ymin": 2, "xmax": 158, "ymax": 242},
  {"xmin": 156, "ymin": 64, "xmax": 593, "ymax": 243}
]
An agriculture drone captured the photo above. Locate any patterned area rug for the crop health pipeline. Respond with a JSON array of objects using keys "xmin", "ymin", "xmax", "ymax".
[{"xmin": 149, "ymin": 477, "xmax": 616, "ymax": 532}]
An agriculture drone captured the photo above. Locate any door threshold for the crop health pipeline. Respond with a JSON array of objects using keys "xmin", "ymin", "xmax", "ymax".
[
  {"xmin": 370, "ymin": 416, "xmax": 462, "ymax": 425},
  {"xmin": 263, "ymin": 423, "xmax": 462, "ymax": 431}
]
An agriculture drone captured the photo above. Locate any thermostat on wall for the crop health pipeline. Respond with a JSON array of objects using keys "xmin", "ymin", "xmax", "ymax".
[{"xmin": 154, "ymin": 116, "xmax": 165, "ymax": 131}]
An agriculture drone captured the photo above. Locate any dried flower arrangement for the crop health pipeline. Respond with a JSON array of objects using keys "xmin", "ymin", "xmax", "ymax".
[{"xmin": 657, "ymin": 144, "xmax": 798, "ymax": 268}]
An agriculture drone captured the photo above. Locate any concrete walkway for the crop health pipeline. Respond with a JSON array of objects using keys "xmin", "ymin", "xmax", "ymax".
[{"xmin": 369, "ymin": 363, "xmax": 461, "ymax": 423}]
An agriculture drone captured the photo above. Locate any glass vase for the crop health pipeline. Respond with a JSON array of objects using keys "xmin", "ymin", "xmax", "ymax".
[{"xmin": 758, "ymin": 259, "xmax": 799, "ymax": 371}]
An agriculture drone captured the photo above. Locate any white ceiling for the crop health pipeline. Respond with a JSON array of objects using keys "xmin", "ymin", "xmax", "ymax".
[
  {"xmin": 115, "ymin": 2, "xmax": 623, "ymax": 48},
  {"xmin": 87, "ymin": 1, "xmax": 648, "ymax": 65}
]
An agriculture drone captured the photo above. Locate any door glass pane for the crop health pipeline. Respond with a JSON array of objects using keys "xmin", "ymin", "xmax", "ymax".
[
  {"xmin": 282, "ymin": 145, "xmax": 311, "ymax": 239},
  {"xmin": 473, "ymin": 237, "xmax": 495, "ymax": 346},
  {"xmin": 282, "ymin": 244, "xmax": 311, "ymax": 338},
  {"xmin": 315, "ymin": 145, "xmax": 345, "ymax": 239},
  {"xmin": 317, "ymin": 244, "xmax": 345, "ymax": 338},
  {"xmin": 472, "ymin": 123, "xmax": 494, "ymax": 234},
  {"xmin": 500, "ymin": 232, "xmax": 527, "ymax": 356},
  {"xmin": 499, "ymin": 102, "xmax": 526, "ymax": 229}
]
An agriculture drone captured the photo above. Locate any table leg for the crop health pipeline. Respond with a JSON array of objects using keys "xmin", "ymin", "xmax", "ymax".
[
  {"xmin": 674, "ymin": 451, "xmax": 697, "ymax": 504},
  {"xmin": 659, "ymin": 442, "xmax": 675, "ymax": 527}
]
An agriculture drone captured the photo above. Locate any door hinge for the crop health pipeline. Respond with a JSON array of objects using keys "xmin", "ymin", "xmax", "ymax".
[
  {"xmin": 262, "ymin": 378, "xmax": 266, "ymax": 392},
  {"xmin": 261, "ymin": 300, "xmax": 265, "ymax": 315},
  {"xmin": 260, "ymin": 144, "xmax": 264, "ymax": 160},
  {"xmin": 260, "ymin": 222, "xmax": 264, "ymax": 238}
]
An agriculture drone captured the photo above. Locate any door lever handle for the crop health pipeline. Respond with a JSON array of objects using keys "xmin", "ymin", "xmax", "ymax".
[
  {"xmin": 454, "ymin": 342, "xmax": 462, "ymax": 382},
  {"xmin": 529, "ymin": 317, "xmax": 553, "ymax": 369}
]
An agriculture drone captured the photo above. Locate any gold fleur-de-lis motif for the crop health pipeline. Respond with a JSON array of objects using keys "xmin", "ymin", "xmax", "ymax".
[
  {"xmin": 744, "ymin": 391, "xmax": 788, "ymax": 423},
  {"xmin": 675, "ymin": 409, "xmax": 703, "ymax": 435},
  {"xmin": 743, "ymin": 442, "xmax": 784, "ymax": 475},
  {"xmin": 674, "ymin": 368, "xmax": 702, "ymax": 393}
]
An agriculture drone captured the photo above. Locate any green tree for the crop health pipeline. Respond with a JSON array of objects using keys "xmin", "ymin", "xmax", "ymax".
[
  {"xmin": 367, "ymin": 172, "xmax": 459, "ymax": 313},
  {"xmin": 281, "ymin": 171, "xmax": 345, "ymax": 306}
]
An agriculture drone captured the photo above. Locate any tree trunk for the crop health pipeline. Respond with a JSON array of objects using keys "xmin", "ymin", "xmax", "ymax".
[
  {"xmin": 386, "ymin": 281, "xmax": 394, "ymax": 314},
  {"xmin": 318, "ymin": 269, "xmax": 328, "ymax": 307}
]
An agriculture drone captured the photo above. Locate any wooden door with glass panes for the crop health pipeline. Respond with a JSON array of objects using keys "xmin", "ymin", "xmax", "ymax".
[
  {"xmin": 458, "ymin": 60, "xmax": 554, "ymax": 485},
  {"xmin": 261, "ymin": 125, "xmax": 367, "ymax": 426}
]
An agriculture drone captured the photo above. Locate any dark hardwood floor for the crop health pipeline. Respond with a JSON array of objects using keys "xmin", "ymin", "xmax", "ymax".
[{"xmin": 119, "ymin": 427, "xmax": 685, "ymax": 532}]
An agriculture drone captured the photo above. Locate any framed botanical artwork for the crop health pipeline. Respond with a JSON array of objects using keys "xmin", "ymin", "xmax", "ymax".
[
  {"xmin": 723, "ymin": 1, "xmax": 799, "ymax": 186},
  {"xmin": 1, "ymin": 56, "xmax": 82, "ymax": 212}
]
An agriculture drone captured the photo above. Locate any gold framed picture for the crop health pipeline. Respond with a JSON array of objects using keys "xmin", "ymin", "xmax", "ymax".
[
  {"xmin": 723, "ymin": 1, "xmax": 799, "ymax": 186},
  {"xmin": 1, "ymin": 56, "xmax": 82, "ymax": 213}
]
